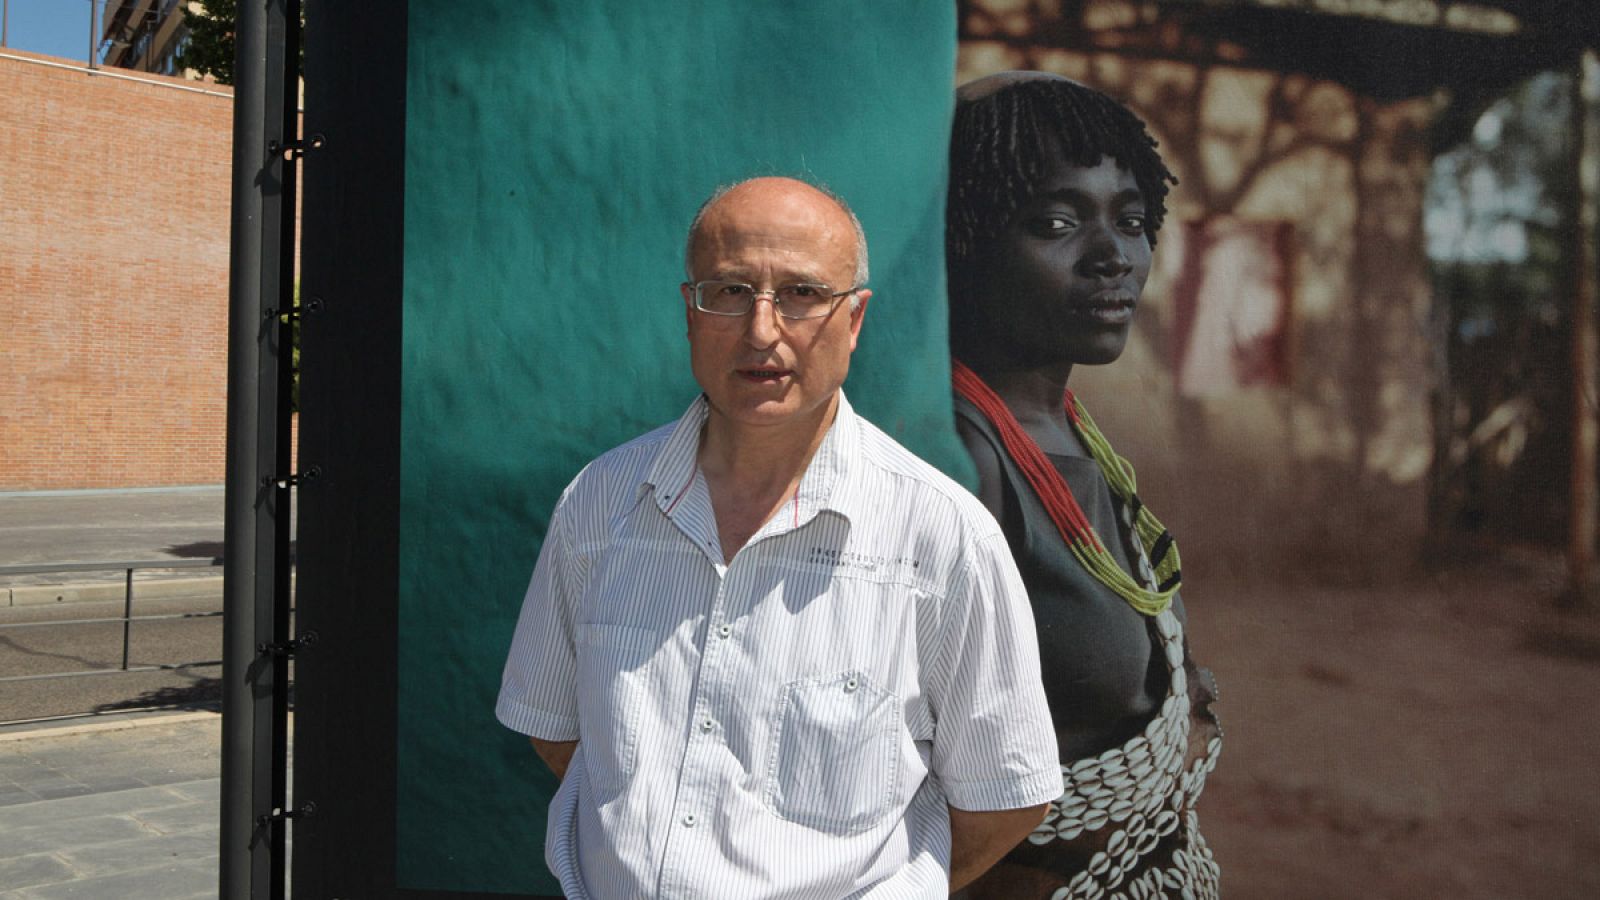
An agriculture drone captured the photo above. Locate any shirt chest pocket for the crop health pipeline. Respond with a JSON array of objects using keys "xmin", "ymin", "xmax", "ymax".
[
  {"xmin": 764, "ymin": 670, "xmax": 901, "ymax": 834},
  {"xmin": 575, "ymin": 623, "xmax": 655, "ymax": 797}
]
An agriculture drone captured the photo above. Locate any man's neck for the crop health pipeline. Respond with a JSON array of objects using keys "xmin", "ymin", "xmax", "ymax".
[{"xmin": 696, "ymin": 393, "xmax": 840, "ymax": 562}]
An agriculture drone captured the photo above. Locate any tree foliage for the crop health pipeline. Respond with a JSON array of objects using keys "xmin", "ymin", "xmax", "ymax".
[
  {"xmin": 176, "ymin": 0, "xmax": 238, "ymax": 85},
  {"xmin": 175, "ymin": 0, "xmax": 303, "ymax": 85}
]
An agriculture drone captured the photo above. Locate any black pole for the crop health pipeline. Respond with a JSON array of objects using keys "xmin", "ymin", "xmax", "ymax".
[
  {"xmin": 222, "ymin": 0, "xmax": 293, "ymax": 896},
  {"xmin": 267, "ymin": 3, "xmax": 301, "ymax": 898}
]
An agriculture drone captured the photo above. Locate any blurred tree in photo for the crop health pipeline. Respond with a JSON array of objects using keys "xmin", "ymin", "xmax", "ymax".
[{"xmin": 1427, "ymin": 71, "xmax": 1585, "ymax": 546}]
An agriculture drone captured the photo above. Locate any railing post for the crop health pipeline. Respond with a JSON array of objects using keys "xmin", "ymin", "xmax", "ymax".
[{"xmin": 121, "ymin": 567, "xmax": 134, "ymax": 671}]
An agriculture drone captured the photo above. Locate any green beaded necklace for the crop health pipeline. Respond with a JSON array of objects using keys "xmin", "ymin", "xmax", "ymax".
[{"xmin": 953, "ymin": 360, "xmax": 1181, "ymax": 616}]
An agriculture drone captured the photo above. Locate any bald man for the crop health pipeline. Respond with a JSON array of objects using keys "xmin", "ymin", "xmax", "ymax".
[{"xmin": 496, "ymin": 177, "xmax": 1057, "ymax": 898}]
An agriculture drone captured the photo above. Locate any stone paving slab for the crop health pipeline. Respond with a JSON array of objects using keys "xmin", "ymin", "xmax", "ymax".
[
  {"xmin": 0, "ymin": 784, "xmax": 193, "ymax": 828},
  {"xmin": 0, "ymin": 855, "xmax": 76, "ymax": 893},
  {"xmin": 0, "ymin": 714, "xmax": 220, "ymax": 802},
  {"xmin": 159, "ymin": 779, "xmax": 217, "ymax": 804},
  {"xmin": 56, "ymin": 830, "xmax": 217, "ymax": 879},
  {"xmin": 0, "ymin": 813, "xmax": 160, "ymax": 859},
  {"xmin": 0, "ymin": 714, "xmax": 223, "ymax": 899},
  {"xmin": 127, "ymin": 793, "xmax": 220, "ymax": 836},
  {"xmin": 1, "ymin": 859, "xmax": 216, "ymax": 900}
]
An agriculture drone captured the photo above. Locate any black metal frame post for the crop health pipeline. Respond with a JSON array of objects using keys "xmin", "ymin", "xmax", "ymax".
[
  {"xmin": 291, "ymin": 0, "xmax": 408, "ymax": 894},
  {"xmin": 267, "ymin": 5, "xmax": 302, "ymax": 897},
  {"xmin": 221, "ymin": 0, "xmax": 301, "ymax": 897}
]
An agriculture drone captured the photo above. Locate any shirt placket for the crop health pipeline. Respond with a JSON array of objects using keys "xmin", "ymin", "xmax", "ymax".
[{"xmin": 655, "ymin": 507, "xmax": 765, "ymax": 897}]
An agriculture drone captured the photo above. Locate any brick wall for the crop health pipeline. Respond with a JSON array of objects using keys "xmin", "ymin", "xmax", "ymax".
[{"xmin": 0, "ymin": 50, "xmax": 234, "ymax": 490}]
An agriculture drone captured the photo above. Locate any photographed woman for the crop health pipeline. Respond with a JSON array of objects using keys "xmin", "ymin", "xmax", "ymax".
[{"xmin": 947, "ymin": 72, "xmax": 1222, "ymax": 900}]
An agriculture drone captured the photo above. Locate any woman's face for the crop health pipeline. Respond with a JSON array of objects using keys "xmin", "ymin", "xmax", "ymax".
[{"xmin": 962, "ymin": 151, "xmax": 1152, "ymax": 370}]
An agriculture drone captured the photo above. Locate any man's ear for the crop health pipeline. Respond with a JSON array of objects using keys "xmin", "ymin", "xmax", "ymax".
[
  {"xmin": 680, "ymin": 282, "xmax": 696, "ymax": 333},
  {"xmin": 847, "ymin": 289, "xmax": 871, "ymax": 350}
]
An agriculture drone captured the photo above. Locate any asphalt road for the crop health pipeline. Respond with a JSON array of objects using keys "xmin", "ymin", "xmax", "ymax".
[
  {"xmin": 0, "ymin": 487, "xmax": 259, "ymax": 724},
  {"xmin": 0, "ymin": 591, "xmax": 236, "ymax": 724}
]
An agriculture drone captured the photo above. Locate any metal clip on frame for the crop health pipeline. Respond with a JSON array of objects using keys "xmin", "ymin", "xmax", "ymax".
[
  {"xmin": 257, "ymin": 801, "xmax": 317, "ymax": 829},
  {"xmin": 262, "ymin": 465, "xmax": 321, "ymax": 491},
  {"xmin": 268, "ymin": 132, "xmax": 326, "ymax": 161},
  {"xmin": 265, "ymin": 295, "xmax": 325, "ymax": 322},
  {"xmin": 257, "ymin": 630, "xmax": 318, "ymax": 659}
]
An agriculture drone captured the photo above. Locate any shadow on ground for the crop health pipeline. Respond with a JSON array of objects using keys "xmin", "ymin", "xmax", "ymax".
[
  {"xmin": 93, "ymin": 678, "xmax": 223, "ymax": 713},
  {"xmin": 162, "ymin": 540, "xmax": 297, "ymax": 562}
]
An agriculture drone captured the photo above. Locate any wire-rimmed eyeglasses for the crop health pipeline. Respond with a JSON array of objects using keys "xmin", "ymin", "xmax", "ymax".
[{"xmin": 687, "ymin": 280, "xmax": 858, "ymax": 320}]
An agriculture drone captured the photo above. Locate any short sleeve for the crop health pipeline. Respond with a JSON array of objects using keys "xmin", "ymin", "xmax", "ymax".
[
  {"xmin": 927, "ymin": 531, "xmax": 1059, "ymax": 811},
  {"xmin": 495, "ymin": 501, "xmax": 583, "ymax": 741}
]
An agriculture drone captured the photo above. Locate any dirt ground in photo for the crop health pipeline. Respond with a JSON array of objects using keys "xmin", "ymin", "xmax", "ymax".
[{"xmin": 1190, "ymin": 548, "xmax": 1600, "ymax": 899}]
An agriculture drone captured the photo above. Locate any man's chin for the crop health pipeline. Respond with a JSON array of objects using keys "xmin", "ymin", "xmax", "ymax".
[
  {"xmin": 720, "ymin": 402, "xmax": 802, "ymax": 428},
  {"xmin": 705, "ymin": 391, "xmax": 840, "ymax": 434}
]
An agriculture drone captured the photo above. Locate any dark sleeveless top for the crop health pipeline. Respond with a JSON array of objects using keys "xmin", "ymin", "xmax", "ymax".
[
  {"xmin": 952, "ymin": 395, "xmax": 1223, "ymax": 900},
  {"xmin": 953, "ymin": 395, "xmax": 1171, "ymax": 758}
]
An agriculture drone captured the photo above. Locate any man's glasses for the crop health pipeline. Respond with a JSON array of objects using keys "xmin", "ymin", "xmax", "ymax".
[{"xmin": 688, "ymin": 281, "xmax": 857, "ymax": 320}]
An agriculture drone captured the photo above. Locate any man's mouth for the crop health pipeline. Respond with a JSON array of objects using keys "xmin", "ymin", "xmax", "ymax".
[{"xmin": 737, "ymin": 367, "xmax": 792, "ymax": 382}]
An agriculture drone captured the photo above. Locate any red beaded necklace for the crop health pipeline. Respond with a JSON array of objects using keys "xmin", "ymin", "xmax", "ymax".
[{"xmin": 953, "ymin": 359, "xmax": 1180, "ymax": 615}]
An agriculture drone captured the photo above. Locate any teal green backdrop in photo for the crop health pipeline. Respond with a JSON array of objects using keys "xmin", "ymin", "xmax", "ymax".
[{"xmin": 399, "ymin": 1, "xmax": 963, "ymax": 891}]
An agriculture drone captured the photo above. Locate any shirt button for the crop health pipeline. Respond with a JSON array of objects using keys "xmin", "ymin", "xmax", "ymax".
[
  {"xmin": 700, "ymin": 719, "xmax": 714, "ymax": 733},
  {"xmin": 844, "ymin": 676, "xmax": 859, "ymax": 692},
  {"xmin": 683, "ymin": 813, "xmax": 697, "ymax": 827},
  {"xmin": 717, "ymin": 624, "xmax": 732, "ymax": 639}
]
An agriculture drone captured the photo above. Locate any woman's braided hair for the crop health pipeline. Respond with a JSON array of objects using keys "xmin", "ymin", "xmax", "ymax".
[{"xmin": 946, "ymin": 77, "xmax": 1178, "ymax": 289}]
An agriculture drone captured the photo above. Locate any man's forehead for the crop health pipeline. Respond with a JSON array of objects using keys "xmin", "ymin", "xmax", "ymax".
[
  {"xmin": 700, "ymin": 179, "xmax": 848, "ymax": 231},
  {"xmin": 690, "ymin": 180, "xmax": 855, "ymax": 271},
  {"xmin": 697, "ymin": 218, "xmax": 845, "ymax": 251},
  {"xmin": 692, "ymin": 227, "xmax": 849, "ymax": 280}
]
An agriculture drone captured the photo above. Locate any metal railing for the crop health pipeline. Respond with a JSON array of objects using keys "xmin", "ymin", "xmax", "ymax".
[{"xmin": 0, "ymin": 558, "xmax": 225, "ymax": 684}]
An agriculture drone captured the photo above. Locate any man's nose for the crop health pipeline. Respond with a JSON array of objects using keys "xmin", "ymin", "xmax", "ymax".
[{"xmin": 742, "ymin": 293, "xmax": 783, "ymax": 346}]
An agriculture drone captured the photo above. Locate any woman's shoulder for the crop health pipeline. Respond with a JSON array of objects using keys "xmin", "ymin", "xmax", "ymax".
[{"xmin": 952, "ymin": 403, "xmax": 1007, "ymax": 521}]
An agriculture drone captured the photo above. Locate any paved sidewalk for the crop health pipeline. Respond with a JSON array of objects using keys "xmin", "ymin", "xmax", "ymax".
[{"xmin": 0, "ymin": 713, "xmax": 222, "ymax": 899}]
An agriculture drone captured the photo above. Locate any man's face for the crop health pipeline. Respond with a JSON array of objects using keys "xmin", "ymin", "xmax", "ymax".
[
  {"xmin": 966, "ymin": 152, "xmax": 1152, "ymax": 370},
  {"xmin": 681, "ymin": 179, "xmax": 870, "ymax": 433}
]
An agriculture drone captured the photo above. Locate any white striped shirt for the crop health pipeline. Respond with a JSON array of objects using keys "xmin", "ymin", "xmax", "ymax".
[{"xmin": 496, "ymin": 393, "xmax": 1058, "ymax": 899}]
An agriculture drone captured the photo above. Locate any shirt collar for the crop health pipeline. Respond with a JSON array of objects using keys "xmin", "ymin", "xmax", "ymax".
[
  {"xmin": 794, "ymin": 391, "xmax": 862, "ymax": 526},
  {"xmin": 642, "ymin": 392, "xmax": 864, "ymax": 526},
  {"xmin": 643, "ymin": 394, "xmax": 712, "ymax": 516}
]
